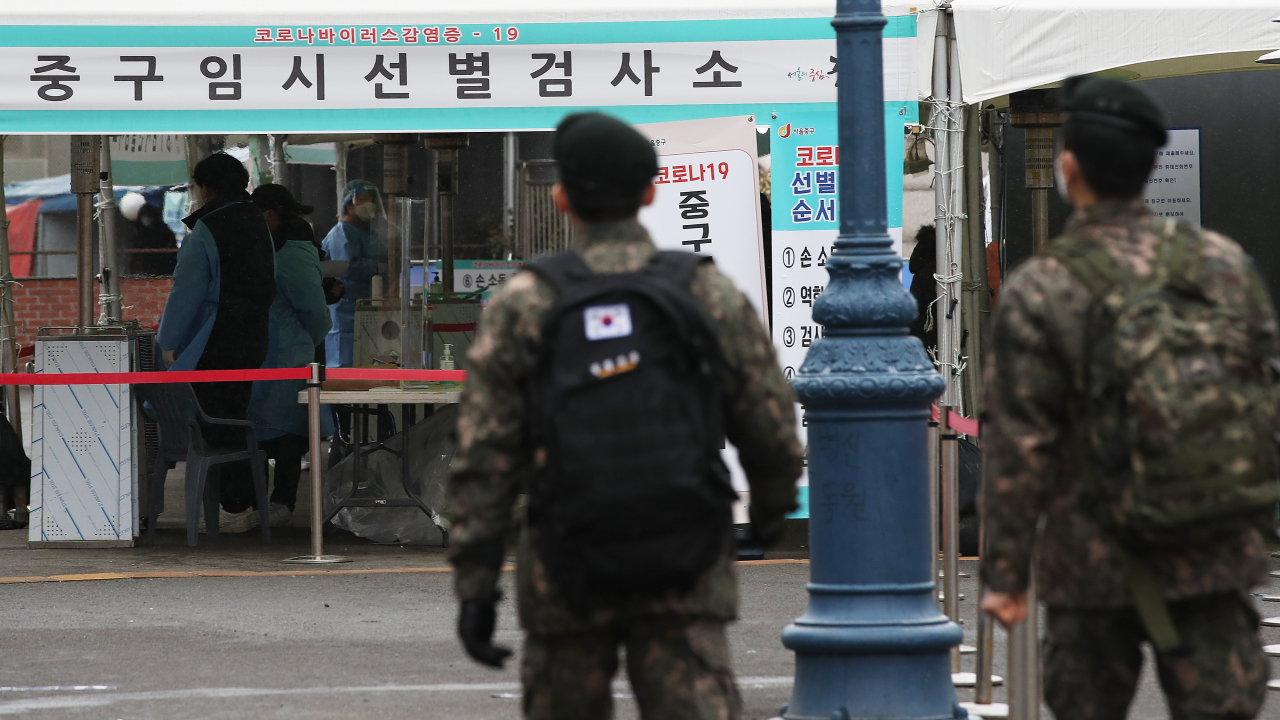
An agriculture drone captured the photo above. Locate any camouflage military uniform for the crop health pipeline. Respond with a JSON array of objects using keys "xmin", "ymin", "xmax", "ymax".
[
  {"xmin": 982, "ymin": 200, "xmax": 1273, "ymax": 720},
  {"xmin": 448, "ymin": 219, "xmax": 804, "ymax": 720}
]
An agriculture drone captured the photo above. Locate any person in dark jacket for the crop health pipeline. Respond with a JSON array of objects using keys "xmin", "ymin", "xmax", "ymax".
[
  {"xmin": 907, "ymin": 225, "xmax": 938, "ymax": 353},
  {"xmin": 248, "ymin": 184, "xmax": 333, "ymax": 528},
  {"xmin": 157, "ymin": 152, "xmax": 276, "ymax": 534}
]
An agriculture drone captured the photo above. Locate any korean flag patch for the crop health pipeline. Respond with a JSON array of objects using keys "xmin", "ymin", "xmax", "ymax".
[{"xmin": 583, "ymin": 304, "xmax": 633, "ymax": 341}]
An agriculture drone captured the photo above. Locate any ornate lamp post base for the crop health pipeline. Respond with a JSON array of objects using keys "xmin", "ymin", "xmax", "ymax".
[{"xmin": 781, "ymin": 2, "xmax": 963, "ymax": 718}]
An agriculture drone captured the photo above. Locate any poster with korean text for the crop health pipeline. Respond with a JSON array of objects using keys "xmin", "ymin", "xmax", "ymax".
[
  {"xmin": 636, "ymin": 115, "xmax": 765, "ymax": 521},
  {"xmin": 770, "ymin": 106, "xmax": 911, "ymax": 518}
]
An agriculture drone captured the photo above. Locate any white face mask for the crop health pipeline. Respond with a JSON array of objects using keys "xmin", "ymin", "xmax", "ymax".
[
  {"xmin": 353, "ymin": 202, "xmax": 377, "ymax": 221},
  {"xmin": 1054, "ymin": 154, "xmax": 1071, "ymax": 204}
]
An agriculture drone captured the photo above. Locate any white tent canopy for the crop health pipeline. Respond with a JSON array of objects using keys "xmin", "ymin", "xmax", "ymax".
[{"xmin": 918, "ymin": 1, "xmax": 1280, "ymax": 104}]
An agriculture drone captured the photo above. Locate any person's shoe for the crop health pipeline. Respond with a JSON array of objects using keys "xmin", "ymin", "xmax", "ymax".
[
  {"xmin": 268, "ymin": 502, "xmax": 293, "ymax": 528},
  {"xmin": 198, "ymin": 508, "xmax": 259, "ymax": 533},
  {"xmin": 218, "ymin": 508, "xmax": 260, "ymax": 534}
]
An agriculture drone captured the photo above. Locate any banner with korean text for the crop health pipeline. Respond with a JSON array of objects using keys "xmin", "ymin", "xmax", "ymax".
[{"xmin": 0, "ymin": 16, "xmax": 917, "ymax": 133}]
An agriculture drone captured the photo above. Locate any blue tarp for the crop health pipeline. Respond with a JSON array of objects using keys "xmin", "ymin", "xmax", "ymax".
[{"xmin": 4, "ymin": 174, "xmax": 174, "ymax": 213}]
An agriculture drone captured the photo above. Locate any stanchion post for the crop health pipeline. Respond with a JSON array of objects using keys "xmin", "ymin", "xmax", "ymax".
[
  {"xmin": 940, "ymin": 405, "xmax": 962, "ymax": 673},
  {"xmin": 1006, "ymin": 570, "xmax": 1040, "ymax": 720},
  {"xmin": 929, "ymin": 414, "xmax": 941, "ymax": 610},
  {"xmin": 970, "ymin": 515, "xmax": 1009, "ymax": 717},
  {"xmin": 974, "ymin": 566, "xmax": 995, "ymax": 703},
  {"xmin": 283, "ymin": 363, "xmax": 351, "ymax": 564}
]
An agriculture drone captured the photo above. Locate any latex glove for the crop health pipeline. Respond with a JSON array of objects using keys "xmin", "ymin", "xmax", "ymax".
[{"xmin": 458, "ymin": 598, "xmax": 512, "ymax": 669}]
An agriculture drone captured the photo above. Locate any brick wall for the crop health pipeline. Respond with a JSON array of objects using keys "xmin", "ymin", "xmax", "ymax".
[{"xmin": 11, "ymin": 277, "xmax": 173, "ymax": 350}]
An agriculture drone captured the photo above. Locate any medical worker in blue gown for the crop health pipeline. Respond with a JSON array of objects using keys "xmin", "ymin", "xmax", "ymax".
[
  {"xmin": 321, "ymin": 180, "xmax": 387, "ymax": 367},
  {"xmin": 248, "ymin": 185, "xmax": 335, "ymax": 528},
  {"xmin": 157, "ymin": 153, "xmax": 276, "ymax": 534}
]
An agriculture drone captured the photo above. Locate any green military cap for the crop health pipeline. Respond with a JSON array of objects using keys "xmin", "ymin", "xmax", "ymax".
[
  {"xmin": 554, "ymin": 112, "xmax": 658, "ymax": 198},
  {"xmin": 1060, "ymin": 75, "xmax": 1168, "ymax": 145}
]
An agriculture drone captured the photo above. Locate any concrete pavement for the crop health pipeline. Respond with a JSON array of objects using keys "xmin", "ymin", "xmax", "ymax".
[{"xmin": 2, "ymin": 543, "xmax": 1277, "ymax": 719}]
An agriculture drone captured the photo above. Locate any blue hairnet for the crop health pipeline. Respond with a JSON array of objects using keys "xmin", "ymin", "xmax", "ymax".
[{"xmin": 341, "ymin": 179, "xmax": 380, "ymax": 210}]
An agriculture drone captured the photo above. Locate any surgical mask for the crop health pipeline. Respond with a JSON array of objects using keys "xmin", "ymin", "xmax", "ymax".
[
  {"xmin": 1054, "ymin": 154, "xmax": 1071, "ymax": 203},
  {"xmin": 353, "ymin": 202, "xmax": 377, "ymax": 221}
]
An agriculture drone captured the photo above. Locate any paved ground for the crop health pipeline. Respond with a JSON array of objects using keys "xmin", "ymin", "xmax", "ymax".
[
  {"xmin": 1, "ymin": 538, "xmax": 1276, "ymax": 720},
  {"xmin": 3, "ymin": 443, "xmax": 1278, "ymax": 719}
]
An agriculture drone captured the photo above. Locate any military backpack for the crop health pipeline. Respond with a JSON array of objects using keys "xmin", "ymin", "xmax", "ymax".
[
  {"xmin": 525, "ymin": 250, "xmax": 735, "ymax": 615},
  {"xmin": 1049, "ymin": 219, "xmax": 1280, "ymax": 648}
]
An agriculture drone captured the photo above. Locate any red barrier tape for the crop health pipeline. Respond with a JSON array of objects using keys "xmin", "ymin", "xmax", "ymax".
[
  {"xmin": 0, "ymin": 368, "xmax": 467, "ymax": 386},
  {"xmin": 931, "ymin": 404, "xmax": 980, "ymax": 438}
]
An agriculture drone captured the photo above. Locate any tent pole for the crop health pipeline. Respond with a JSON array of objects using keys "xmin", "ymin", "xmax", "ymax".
[
  {"xmin": 932, "ymin": 6, "xmax": 963, "ymax": 410},
  {"xmin": 333, "ymin": 141, "xmax": 347, "ymax": 224},
  {"xmin": 184, "ymin": 135, "xmax": 203, "ymax": 215},
  {"xmin": 932, "ymin": 6, "xmax": 966, "ymax": 679},
  {"xmin": 502, "ymin": 132, "xmax": 517, "ymax": 257},
  {"xmin": 270, "ymin": 135, "xmax": 287, "ymax": 189},
  {"xmin": 960, "ymin": 104, "xmax": 987, "ymax": 417},
  {"xmin": 97, "ymin": 137, "xmax": 121, "ymax": 325},
  {"xmin": 0, "ymin": 136, "xmax": 20, "ymax": 444},
  {"xmin": 70, "ymin": 136, "xmax": 101, "ymax": 330}
]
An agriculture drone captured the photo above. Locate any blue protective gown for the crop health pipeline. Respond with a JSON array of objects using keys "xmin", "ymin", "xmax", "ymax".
[
  {"xmin": 320, "ymin": 220, "xmax": 385, "ymax": 367},
  {"xmin": 156, "ymin": 215, "xmax": 222, "ymax": 371},
  {"xmin": 248, "ymin": 238, "xmax": 335, "ymax": 440}
]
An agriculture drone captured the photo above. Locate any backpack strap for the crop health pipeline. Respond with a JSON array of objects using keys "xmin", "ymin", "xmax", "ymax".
[
  {"xmin": 1045, "ymin": 239, "xmax": 1131, "ymax": 302},
  {"xmin": 1158, "ymin": 219, "xmax": 1205, "ymax": 289},
  {"xmin": 1112, "ymin": 541, "xmax": 1184, "ymax": 651},
  {"xmin": 526, "ymin": 252, "xmax": 594, "ymax": 294}
]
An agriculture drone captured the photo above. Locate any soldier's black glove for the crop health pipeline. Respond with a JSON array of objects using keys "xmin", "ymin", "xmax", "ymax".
[{"xmin": 458, "ymin": 597, "xmax": 513, "ymax": 669}]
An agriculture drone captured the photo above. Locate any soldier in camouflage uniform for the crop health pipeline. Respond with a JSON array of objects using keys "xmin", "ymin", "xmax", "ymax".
[
  {"xmin": 981, "ymin": 76, "xmax": 1273, "ymax": 720},
  {"xmin": 447, "ymin": 113, "xmax": 804, "ymax": 720}
]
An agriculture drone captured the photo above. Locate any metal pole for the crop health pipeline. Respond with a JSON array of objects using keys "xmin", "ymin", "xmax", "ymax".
[
  {"xmin": 283, "ymin": 362, "xmax": 350, "ymax": 564},
  {"xmin": 929, "ymin": 416, "xmax": 941, "ymax": 611},
  {"xmin": 963, "ymin": 507, "xmax": 1010, "ymax": 719},
  {"xmin": 502, "ymin": 132, "xmax": 517, "ymax": 256},
  {"xmin": 97, "ymin": 137, "xmax": 121, "ymax": 326},
  {"xmin": 1030, "ymin": 188, "xmax": 1050, "ymax": 254},
  {"xmin": 931, "ymin": 10, "xmax": 951, "ymax": 367},
  {"xmin": 184, "ymin": 135, "xmax": 203, "ymax": 215},
  {"xmin": 0, "ymin": 136, "xmax": 21, "ymax": 460},
  {"xmin": 960, "ymin": 104, "xmax": 987, "ymax": 415},
  {"xmin": 937, "ymin": 8, "xmax": 965, "ymax": 411},
  {"xmin": 75, "ymin": 194, "xmax": 95, "ymax": 330},
  {"xmin": 70, "ymin": 136, "xmax": 101, "ymax": 331},
  {"xmin": 781, "ymin": 2, "xmax": 961, "ymax": 718},
  {"xmin": 1007, "ymin": 570, "xmax": 1040, "ymax": 720},
  {"xmin": 333, "ymin": 141, "xmax": 348, "ymax": 225},
  {"xmin": 940, "ymin": 406, "xmax": 961, "ymax": 674},
  {"xmin": 427, "ymin": 148, "xmax": 440, "ymax": 282},
  {"xmin": 440, "ymin": 150, "xmax": 455, "ymax": 296},
  {"xmin": 269, "ymin": 135, "xmax": 287, "ymax": 190}
]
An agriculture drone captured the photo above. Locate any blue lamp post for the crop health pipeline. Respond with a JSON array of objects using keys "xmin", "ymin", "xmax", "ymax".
[{"xmin": 780, "ymin": 2, "xmax": 964, "ymax": 719}]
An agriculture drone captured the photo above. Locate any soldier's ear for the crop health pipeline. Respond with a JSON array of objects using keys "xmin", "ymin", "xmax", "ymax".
[
  {"xmin": 551, "ymin": 183, "xmax": 575, "ymax": 218},
  {"xmin": 1057, "ymin": 150, "xmax": 1082, "ymax": 188},
  {"xmin": 640, "ymin": 182, "xmax": 656, "ymax": 208}
]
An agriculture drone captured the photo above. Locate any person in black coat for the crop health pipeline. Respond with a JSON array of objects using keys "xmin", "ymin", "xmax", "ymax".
[{"xmin": 908, "ymin": 225, "xmax": 938, "ymax": 354}]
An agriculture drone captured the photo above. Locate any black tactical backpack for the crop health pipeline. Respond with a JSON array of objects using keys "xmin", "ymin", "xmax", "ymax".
[
  {"xmin": 1048, "ymin": 219, "xmax": 1280, "ymax": 648},
  {"xmin": 526, "ymin": 250, "xmax": 734, "ymax": 615}
]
